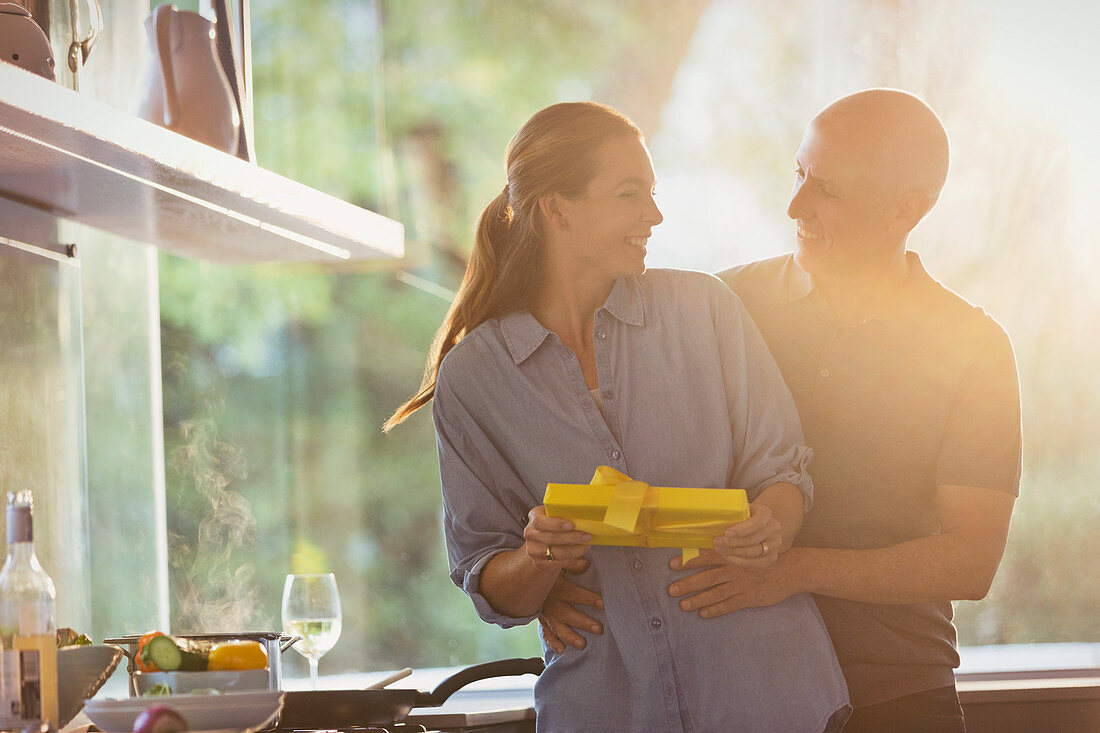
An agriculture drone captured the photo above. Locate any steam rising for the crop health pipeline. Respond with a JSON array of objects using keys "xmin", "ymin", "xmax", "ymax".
[{"xmin": 168, "ymin": 417, "xmax": 271, "ymax": 632}]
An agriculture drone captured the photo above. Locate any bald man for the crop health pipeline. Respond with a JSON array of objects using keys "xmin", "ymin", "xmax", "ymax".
[{"xmin": 539, "ymin": 90, "xmax": 1022, "ymax": 732}]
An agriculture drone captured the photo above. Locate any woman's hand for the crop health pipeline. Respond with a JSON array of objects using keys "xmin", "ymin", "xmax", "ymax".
[
  {"xmin": 523, "ymin": 505, "xmax": 593, "ymax": 568},
  {"xmin": 712, "ymin": 502, "xmax": 784, "ymax": 568}
]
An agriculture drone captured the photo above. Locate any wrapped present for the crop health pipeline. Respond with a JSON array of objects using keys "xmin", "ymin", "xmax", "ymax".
[{"xmin": 544, "ymin": 466, "xmax": 749, "ymax": 562}]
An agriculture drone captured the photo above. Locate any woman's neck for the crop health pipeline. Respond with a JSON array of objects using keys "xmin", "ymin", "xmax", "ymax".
[{"xmin": 530, "ymin": 251, "xmax": 615, "ymax": 352}]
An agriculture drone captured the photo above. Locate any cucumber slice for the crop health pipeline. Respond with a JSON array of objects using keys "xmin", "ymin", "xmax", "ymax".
[{"xmin": 141, "ymin": 635, "xmax": 209, "ymax": 671}]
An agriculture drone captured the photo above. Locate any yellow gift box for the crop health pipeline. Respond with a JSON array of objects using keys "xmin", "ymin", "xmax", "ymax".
[{"xmin": 543, "ymin": 466, "xmax": 749, "ymax": 562}]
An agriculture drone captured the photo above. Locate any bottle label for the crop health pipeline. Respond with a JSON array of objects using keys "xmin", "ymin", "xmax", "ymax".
[{"xmin": 0, "ymin": 649, "xmax": 42, "ymax": 726}]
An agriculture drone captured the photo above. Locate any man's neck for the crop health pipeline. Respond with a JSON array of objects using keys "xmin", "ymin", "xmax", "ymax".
[{"xmin": 814, "ymin": 251, "xmax": 911, "ymax": 326}]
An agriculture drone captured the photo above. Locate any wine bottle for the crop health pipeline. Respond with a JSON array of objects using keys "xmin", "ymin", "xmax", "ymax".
[{"xmin": 0, "ymin": 491, "xmax": 59, "ymax": 728}]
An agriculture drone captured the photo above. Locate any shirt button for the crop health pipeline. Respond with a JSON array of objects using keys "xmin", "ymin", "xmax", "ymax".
[
  {"xmin": 650, "ymin": 618, "xmax": 662, "ymax": 629},
  {"xmin": 611, "ymin": 450, "xmax": 621, "ymax": 460},
  {"xmin": 819, "ymin": 368, "xmax": 830, "ymax": 378},
  {"xmin": 632, "ymin": 560, "xmax": 643, "ymax": 571},
  {"xmin": 597, "ymin": 331, "xmax": 607, "ymax": 340},
  {"xmin": 602, "ymin": 391, "xmax": 612, "ymax": 400}
]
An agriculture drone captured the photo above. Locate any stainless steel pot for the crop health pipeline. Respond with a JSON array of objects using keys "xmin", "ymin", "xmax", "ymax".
[{"xmin": 103, "ymin": 632, "xmax": 299, "ymax": 694}]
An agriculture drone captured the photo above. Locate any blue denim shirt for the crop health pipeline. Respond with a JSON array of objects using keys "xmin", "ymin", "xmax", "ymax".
[{"xmin": 434, "ymin": 269, "xmax": 849, "ymax": 732}]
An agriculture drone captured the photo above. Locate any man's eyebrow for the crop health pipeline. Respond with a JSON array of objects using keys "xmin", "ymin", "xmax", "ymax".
[
  {"xmin": 799, "ymin": 163, "xmax": 835, "ymax": 189},
  {"xmin": 616, "ymin": 176, "xmax": 656, "ymax": 187}
]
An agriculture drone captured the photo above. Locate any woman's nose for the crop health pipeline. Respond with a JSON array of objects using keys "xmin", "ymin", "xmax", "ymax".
[{"xmin": 646, "ymin": 196, "xmax": 664, "ymax": 226}]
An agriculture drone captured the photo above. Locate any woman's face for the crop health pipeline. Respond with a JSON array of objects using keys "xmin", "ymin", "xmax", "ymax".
[{"xmin": 556, "ymin": 135, "xmax": 663, "ymax": 280}]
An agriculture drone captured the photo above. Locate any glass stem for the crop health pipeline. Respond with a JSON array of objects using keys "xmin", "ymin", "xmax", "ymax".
[{"xmin": 309, "ymin": 657, "xmax": 320, "ymax": 689}]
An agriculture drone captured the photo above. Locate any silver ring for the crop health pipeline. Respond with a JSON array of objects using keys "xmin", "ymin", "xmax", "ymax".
[
  {"xmin": 759, "ymin": 540, "xmax": 769, "ymax": 557},
  {"xmin": 545, "ymin": 546, "xmax": 555, "ymax": 562}
]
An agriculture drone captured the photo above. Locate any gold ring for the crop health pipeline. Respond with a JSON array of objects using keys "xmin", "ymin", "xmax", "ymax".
[
  {"xmin": 545, "ymin": 546, "xmax": 555, "ymax": 562},
  {"xmin": 759, "ymin": 540, "xmax": 769, "ymax": 557}
]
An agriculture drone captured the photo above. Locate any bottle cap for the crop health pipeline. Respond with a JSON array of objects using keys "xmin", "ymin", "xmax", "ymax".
[{"xmin": 6, "ymin": 491, "xmax": 33, "ymax": 544}]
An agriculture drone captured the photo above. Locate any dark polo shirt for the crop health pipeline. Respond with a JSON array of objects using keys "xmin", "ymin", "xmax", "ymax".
[{"xmin": 720, "ymin": 252, "xmax": 1022, "ymax": 708}]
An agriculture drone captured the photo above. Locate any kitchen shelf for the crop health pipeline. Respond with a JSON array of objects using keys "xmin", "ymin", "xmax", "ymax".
[{"xmin": 0, "ymin": 63, "xmax": 404, "ymax": 264}]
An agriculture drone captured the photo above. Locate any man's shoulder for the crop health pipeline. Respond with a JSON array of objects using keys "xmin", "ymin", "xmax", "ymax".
[
  {"xmin": 716, "ymin": 253, "xmax": 794, "ymax": 309},
  {"xmin": 921, "ymin": 273, "xmax": 1013, "ymax": 352}
]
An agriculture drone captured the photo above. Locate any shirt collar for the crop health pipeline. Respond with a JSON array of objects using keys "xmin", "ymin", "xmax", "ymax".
[
  {"xmin": 784, "ymin": 251, "xmax": 935, "ymax": 334},
  {"xmin": 499, "ymin": 277, "xmax": 645, "ymax": 365}
]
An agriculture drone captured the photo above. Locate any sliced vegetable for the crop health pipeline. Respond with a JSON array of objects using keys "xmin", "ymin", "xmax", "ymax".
[
  {"xmin": 140, "ymin": 635, "xmax": 208, "ymax": 672},
  {"xmin": 206, "ymin": 640, "xmax": 268, "ymax": 671},
  {"xmin": 140, "ymin": 682, "xmax": 173, "ymax": 697},
  {"xmin": 135, "ymin": 631, "xmax": 167, "ymax": 673},
  {"xmin": 133, "ymin": 704, "xmax": 188, "ymax": 733},
  {"xmin": 56, "ymin": 627, "xmax": 93, "ymax": 647}
]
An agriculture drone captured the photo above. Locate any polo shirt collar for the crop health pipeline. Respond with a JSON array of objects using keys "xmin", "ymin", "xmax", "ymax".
[
  {"xmin": 785, "ymin": 250, "xmax": 934, "ymax": 334},
  {"xmin": 499, "ymin": 276, "xmax": 645, "ymax": 365}
]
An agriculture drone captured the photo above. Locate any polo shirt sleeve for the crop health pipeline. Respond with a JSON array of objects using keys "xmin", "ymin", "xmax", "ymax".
[
  {"xmin": 936, "ymin": 324, "xmax": 1022, "ymax": 495},
  {"xmin": 710, "ymin": 280, "xmax": 815, "ymax": 509},
  {"xmin": 433, "ymin": 370, "xmax": 539, "ymax": 629}
]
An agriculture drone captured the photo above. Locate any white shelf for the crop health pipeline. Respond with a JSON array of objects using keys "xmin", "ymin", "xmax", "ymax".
[{"xmin": 0, "ymin": 63, "xmax": 404, "ymax": 264}]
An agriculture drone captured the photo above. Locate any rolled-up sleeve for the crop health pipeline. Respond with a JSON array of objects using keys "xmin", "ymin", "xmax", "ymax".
[
  {"xmin": 433, "ymin": 374, "xmax": 539, "ymax": 628},
  {"xmin": 712, "ymin": 282, "xmax": 814, "ymax": 510}
]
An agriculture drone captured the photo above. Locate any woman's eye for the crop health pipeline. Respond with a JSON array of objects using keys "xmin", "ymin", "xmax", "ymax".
[{"xmin": 619, "ymin": 190, "xmax": 637, "ymax": 198}]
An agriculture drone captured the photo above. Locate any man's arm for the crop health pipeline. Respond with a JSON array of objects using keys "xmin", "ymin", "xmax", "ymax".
[{"xmin": 669, "ymin": 484, "xmax": 1015, "ymax": 615}]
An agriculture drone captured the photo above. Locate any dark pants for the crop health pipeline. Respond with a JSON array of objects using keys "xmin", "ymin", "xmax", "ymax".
[{"xmin": 843, "ymin": 685, "xmax": 966, "ymax": 733}]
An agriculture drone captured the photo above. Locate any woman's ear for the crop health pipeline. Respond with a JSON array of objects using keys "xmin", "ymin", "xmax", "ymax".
[{"xmin": 538, "ymin": 193, "xmax": 568, "ymax": 231}]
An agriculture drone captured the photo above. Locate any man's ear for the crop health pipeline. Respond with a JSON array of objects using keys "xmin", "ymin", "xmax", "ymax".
[
  {"xmin": 888, "ymin": 191, "xmax": 931, "ymax": 236},
  {"xmin": 538, "ymin": 193, "xmax": 568, "ymax": 230}
]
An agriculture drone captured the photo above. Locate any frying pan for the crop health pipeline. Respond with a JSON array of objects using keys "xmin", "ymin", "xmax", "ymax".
[{"xmin": 277, "ymin": 657, "xmax": 544, "ymax": 728}]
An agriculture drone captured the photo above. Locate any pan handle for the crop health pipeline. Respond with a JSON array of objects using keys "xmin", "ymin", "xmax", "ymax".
[{"xmin": 421, "ymin": 657, "xmax": 544, "ymax": 706}]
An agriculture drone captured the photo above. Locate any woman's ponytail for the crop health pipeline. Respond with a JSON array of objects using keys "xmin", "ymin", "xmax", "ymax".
[{"xmin": 382, "ymin": 188, "xmax": 514, "ymax": 432}]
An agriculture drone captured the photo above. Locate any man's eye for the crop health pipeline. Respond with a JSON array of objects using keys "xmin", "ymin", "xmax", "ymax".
[{"xmin": 619, "ymin": 190, "xmax": 637, "ymax": 197}]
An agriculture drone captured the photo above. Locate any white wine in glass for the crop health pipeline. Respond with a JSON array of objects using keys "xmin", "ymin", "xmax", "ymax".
[{"xmin": 282, "ymin": 573, "xmax": 343, "ymax": 689}]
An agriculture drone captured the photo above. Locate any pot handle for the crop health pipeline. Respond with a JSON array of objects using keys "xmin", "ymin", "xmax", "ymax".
[
  {"xmin": 280, "ymin": 635, "xmax": 302, "ymax": 653},
  {"xmin": 67, "ymin": 0, "xmax": 103, "ymax": 72},
  {"xmin": 421, "ymin": 657, "xmax": 544, "ymax": 706}
]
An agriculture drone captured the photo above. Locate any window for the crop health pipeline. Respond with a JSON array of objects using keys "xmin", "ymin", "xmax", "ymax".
[{"xmin": 67, "ymin": 0, "xmax": 1096, "ymax": 679}]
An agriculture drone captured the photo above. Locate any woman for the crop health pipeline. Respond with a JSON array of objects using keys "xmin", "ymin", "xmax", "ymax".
[{"xmin": 385, "ymin": 102, "xmax": 848, "ymax": 732}]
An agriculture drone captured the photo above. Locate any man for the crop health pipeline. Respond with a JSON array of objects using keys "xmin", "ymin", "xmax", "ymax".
[{"xmin": 539, "ymin": 89, "xmax": 1022, "ymax": 732}]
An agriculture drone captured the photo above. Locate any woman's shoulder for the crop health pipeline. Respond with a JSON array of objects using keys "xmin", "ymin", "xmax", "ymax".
[
  {"xmin": 436, "ymin": 318, "xmax": 507, "ymax": 385},
  {"xmin": 637, "ymin": 268, "xmax": 745, "ymax": 316}
]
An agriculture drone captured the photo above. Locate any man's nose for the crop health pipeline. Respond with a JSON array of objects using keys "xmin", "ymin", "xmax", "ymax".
[{"xmin": 787, "ymin": 179, "xmax": 810, "ymax": 220}]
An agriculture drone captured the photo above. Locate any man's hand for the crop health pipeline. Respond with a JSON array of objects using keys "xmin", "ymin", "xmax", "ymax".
[
  {"xmin": 538, "ymin": 559, "xmax": 604, "ymax": 653},
  {"xmin": 667, "ymin": 549, "xmax": 796, "ymax": 618}
]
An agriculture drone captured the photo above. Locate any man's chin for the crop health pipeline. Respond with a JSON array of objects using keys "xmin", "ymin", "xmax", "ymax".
[{"xmin": 793, "ymin": 246, "xmax": 824, "ymax": 275}]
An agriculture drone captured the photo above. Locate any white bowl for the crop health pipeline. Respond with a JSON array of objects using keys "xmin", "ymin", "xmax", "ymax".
[
  {"xmin": 83, "ymin": 690, "xmax": 284, "ymax": 733},
  {"xmin": 134, "ymin": 669, "xmax": 271, "ymax": 695}
]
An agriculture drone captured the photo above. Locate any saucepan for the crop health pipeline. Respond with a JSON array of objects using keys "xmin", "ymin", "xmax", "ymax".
[
  {"xmin": 104, "ymin": 632, "xmax": 300, "ymax": 694},
  {"xmin": 277, "ymin": 657, "xmax": 545, "ymax": 728}
]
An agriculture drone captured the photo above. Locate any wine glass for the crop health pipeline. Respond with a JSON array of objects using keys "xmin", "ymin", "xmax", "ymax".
[{"xmin": 281, "ymin": 573, "xmax": 343, "ymax": 689}]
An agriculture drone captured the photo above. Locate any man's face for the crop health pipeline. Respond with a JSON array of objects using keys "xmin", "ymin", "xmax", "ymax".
[{"xmin": 787, "ymin": 118, "xmax": 899, "ymax": 279}]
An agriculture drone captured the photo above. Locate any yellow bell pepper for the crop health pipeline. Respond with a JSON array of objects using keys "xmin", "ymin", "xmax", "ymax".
[{"xmin": 207, "ymin": 640, "xmax": 268, "ymax": 670}]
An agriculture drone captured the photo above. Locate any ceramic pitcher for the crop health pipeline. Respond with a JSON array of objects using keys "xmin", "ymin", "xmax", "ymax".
[{"xmin": 134, "ymin": 4, "xmax": 239, "ymax": 153}]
